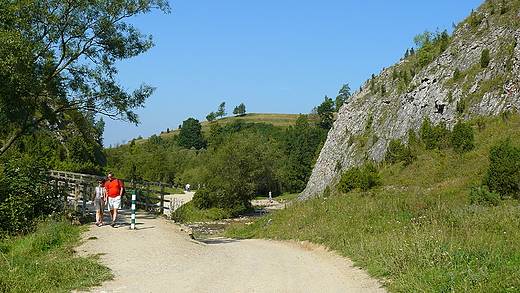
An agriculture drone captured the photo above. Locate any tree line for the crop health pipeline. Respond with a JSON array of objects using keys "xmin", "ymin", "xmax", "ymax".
[{"xmin": 106, "ymin": 114, "xmax": 330, "ymax": 216}]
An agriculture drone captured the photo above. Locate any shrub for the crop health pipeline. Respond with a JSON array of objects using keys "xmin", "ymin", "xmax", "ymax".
[
  {"xmin": 469, "ymin": 185, "xmax": 501, "ymax": 205},
  {"xmin": 385, "ymin": 139, "xmax": 417, "ymax": 165},
  {"xmin": 456, "ymin": 99, "xmax": 467, "ymax": 114},
  {"xmin": 0, "ymin": 158, "xmax": 62, "ymax": 236},
  {"xmin": 337, "ymin": 163, "xmax": 381, "ymax": 193},
  {"xmin": 451, "ymin": 121, "xmax": 475, "ymax": 153},
  {"xmin": 482, "ymin": 139, "xmax": 520, "ymax": 198},
  {"xmin": 480, "ymin": 48, "xmax": 491, "ymax": 68},
  {"xmin": 171, "ymin": 201, "xmax": 231, "ymax": 222},
  {"xmin": 337, "ymin": 167, "xmax": 362, "ymax": 193},
  {"xmin": 358, "ymin": 163, "xmax": 381, "ymax": 192},
  {"xmin": 453, "ymin": 68, "xmax": 461, "ymax": 81},
  {"xmin": 191, "ymin": 188, "xmax": 213, "ymax": 209},
  {"xmin": 420, "ymin": 118, "xmax": 451, "ymax": 150}
]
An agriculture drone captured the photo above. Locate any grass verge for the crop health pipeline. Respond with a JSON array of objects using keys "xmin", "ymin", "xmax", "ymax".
[{"xmin": 0, "ymin": 216, "xmax": 112, "ymax": 293}]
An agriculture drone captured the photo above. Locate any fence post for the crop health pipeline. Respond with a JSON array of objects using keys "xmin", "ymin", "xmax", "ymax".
[
  {"xmin": 160, "ymin": 186, "xmax": 165, "ymax": 215},
  {"xmin": 74, "ymin": 185, "xmax": 79, "ymax": 212},
  {"xmin": 131, "ymin": 189, "xmax": 136, "ymax": 230},
  {"xmin": 82, "ymin": 183, "xmax": 87, "ymax": 217}
]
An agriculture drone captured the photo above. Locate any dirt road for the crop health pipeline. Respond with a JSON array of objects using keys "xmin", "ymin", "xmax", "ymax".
[{"xmin": 75, "ymin": 207, "xmax": 386, "ymax": 293}]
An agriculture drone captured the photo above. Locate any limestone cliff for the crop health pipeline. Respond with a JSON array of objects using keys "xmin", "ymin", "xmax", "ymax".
[{"xmin": 299, "ymin": 0, "xmax": 520, "ymax": 200}]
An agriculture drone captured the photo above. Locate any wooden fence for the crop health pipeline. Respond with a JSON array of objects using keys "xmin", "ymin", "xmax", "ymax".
[{"xmin": 48, "ymin": 170, "xmax": 174, "ymax": 216}]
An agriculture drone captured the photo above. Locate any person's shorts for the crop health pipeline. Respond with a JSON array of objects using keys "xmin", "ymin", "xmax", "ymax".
[
  {"xmin": 94, "ymin": 198, "xmax": 105, "ymax": 211},
  {"xmin": 108, "ymin": 196, "xmax": 121, "ymax": 210}
]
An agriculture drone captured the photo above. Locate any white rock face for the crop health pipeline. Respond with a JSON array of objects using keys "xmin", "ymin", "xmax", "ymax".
[{"xmin": 299, "ymin": 8, "xmax": 520, "ymax": 201}]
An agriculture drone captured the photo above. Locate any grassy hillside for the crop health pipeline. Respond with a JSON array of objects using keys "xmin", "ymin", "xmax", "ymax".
[
  {"xmin": 225, "ymin": 113, "xmax": 520, "ymax": 292},
  {"xmin": 135, "ymin": 113, "xmax": 305, "ymax": 143}
]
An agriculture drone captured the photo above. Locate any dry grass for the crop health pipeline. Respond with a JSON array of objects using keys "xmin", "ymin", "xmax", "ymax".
[{"xmin": 134, "ymin": 113, "xmax": 304, "ymax": 144}]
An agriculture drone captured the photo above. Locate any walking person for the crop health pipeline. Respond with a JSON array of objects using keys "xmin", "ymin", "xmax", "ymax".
[
  {"xmin": 92, "ymin": 179, "xmax": 107, "ymax": 226},
  {"xmin": 105, "ymin": 172, "xmax": 124, "ymax": 227}
]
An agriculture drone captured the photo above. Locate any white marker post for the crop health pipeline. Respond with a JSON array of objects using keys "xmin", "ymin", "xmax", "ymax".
[{"xmin": 131, "ymin": 189, "xmax": 136, "ymax": 229}]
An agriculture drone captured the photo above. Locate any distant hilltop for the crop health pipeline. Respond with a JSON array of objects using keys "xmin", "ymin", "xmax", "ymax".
[{"xmin": 132, "ymin": 113, "xmax": 306, "ymax": 143}]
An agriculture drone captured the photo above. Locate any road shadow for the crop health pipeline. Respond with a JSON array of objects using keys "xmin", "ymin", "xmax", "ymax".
[{"xmin": 196, "ymin": 237, "xmax": 242, "ymax": 245}]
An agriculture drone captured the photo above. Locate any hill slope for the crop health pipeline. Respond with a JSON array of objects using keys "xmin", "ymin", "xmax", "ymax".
[
  {"xmin": 300, "ymin": 0, "xmax": 520, "ymax": 200},
  {"xmin": 132, "ymin": 113, "xmax": 304, "ymax": 143}
]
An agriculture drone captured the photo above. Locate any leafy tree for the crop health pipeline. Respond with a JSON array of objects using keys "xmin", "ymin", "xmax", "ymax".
[
  {"xmin": 194, "ymin": 132, "xmax": 282, "ymax": 215},
  {"xmin": 206, "ymin": 111, "xmax": 217, "ymax": 122},
  {"xmin": 216, "ymin": 102, "xmax": 227, "ymax": 118},
  {"xmin": 280, "ymin": 115, "xmax": 327, "ymax": 192},
  {"xmin": 208, "ymin": 122, "xmax": 224, "ymax": 146},
  {"xmin": 358, "ymin": 163, "xmax": 381, "ymax": 192},
  {"xmin": 233, "ymin": 103, "xmax": 246, "ymax": 116},
  {"xmin": 335, "ymin": 84, "xmax": 351, "ymax": 111},
  {"xmin": 413, "ymin": 29, "xmax": 449, "ymax": 68},
  {"xmin": 0, "ymin": 0, "xmax": 170, "ymax": 157},
  {"xmin": 316, "ymin": 95, "xmax": 334, "ymax": 130},
  {"xmin": 177, "ymin": 118, "xmax": 206, "ymax": 150},
  {"xmin": 414, "ymin": 30, "xmax": 434, "ymax": 67},
  {"xmin": 5, "ymin": 112, "xmax": 106, "ymax": 174}
]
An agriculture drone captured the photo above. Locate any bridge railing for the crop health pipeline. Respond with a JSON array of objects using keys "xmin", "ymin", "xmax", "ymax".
[{"xmin": 48, "ymin": 170, "xmax": 174, "ymax": 216}]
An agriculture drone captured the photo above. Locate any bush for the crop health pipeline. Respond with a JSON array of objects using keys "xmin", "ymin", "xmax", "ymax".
[
  {"xmin": 469, "ymin": 185, "xmax": 501, "ymax": 205},
  {"xmin": 191, "ymin": 188, "xmax": 213, "ymax": 209},
  {"xmin": 0, "ymin": 158, "xmax": 62, "ymax": 236},
  {"xmin": 171, "ymin": 201, "xmax": 231, "ymax": 223},
  {"xmin": 385, "ymin": 139, "xmax": 417, "ymax": 165},
  {"xmin": 337, "ymin": 163, "xmax": 381, "ymax": 193},
  {"xmin": 358, "ymin": 163, "xmax": 381, "ymax": 192},
  {"xmin": 451, "ymin": 121, "xmax": 475, "ymax": 153},
  {"xmin": 337, "ymin": 167, "xmax": 362, "ymax": 193},
  {"xmin": 482, "ymin": 139, "xmax": 520, "ymax": 198},
  {"xmin": 420, "ymin": 118, "xmax": 451, "ymax": 150},
  {"xmin": 480, "ymin": 48, "xmax": 490, "ymax": 68}
]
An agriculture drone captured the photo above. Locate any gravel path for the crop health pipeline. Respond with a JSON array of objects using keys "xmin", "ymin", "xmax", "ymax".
[{"xmin": 75, "ymin": 205, "xmax": 386, "ymax": 293}]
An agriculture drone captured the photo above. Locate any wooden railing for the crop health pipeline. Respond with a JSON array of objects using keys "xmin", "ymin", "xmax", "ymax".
[{"xmin": 48, "ymin": 170, "xmax": 174, "ymax": 216}]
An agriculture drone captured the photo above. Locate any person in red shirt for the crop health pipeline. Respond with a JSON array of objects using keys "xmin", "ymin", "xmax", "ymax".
[{"xmin": 105, "ymin": 172, "xmax": 124, "ymax": 227}]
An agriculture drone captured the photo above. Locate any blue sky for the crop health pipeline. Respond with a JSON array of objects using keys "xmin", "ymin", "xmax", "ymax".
[{"xmin": 105, "ymin": 0, "xmax": 484, "ymax": 147}]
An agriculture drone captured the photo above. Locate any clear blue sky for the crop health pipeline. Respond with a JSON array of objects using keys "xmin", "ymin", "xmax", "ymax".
[{"xmin": 104, "ymin": 0, "xmax": 484, "ymax": 147}]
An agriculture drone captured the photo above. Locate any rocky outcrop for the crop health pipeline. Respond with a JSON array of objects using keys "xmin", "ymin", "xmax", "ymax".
[{"xmin": 299, "ymin": 1, "xmax": 520, "ymax": 200}]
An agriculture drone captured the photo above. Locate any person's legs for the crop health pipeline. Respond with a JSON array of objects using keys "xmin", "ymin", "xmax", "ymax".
[
  {"xmin": 112, "ymin": 208, "xmax": 118, "ymax": 221},
  {"xmin": 108, "ymin": 196, "xmax": 121, "ymax": 226},
  {"xmin": 109, "ymin": 209, "xmax": 118, "ymax": 226},
  {"xmin": 94, "ymin": 199, "xmax": 103, "ymax": 225},
  {"xmin": 99, "ymin": 203, "xmax": 104, "ymax": 223}
]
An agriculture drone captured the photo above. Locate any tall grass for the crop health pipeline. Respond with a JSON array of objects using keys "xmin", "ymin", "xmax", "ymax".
[
  {"xmin": 0, "ymin": 217, "xmax": 112, "ymax": 293},
  {"xmin": 225, "ymin": 114, "xmax": 520, "ymax": 292}
]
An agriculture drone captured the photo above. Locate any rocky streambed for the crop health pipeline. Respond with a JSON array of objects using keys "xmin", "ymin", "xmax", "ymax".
[{"xmin": 182, "ymin": 200, "xmax": 287, "ymax": 237}]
